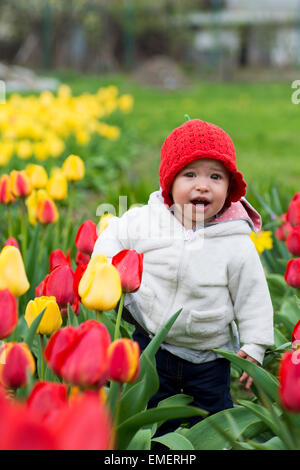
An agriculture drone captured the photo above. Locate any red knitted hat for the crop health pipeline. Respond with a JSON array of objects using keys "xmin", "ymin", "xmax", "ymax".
[{"xmin": 159, "ymin": 119, "xmax": 247, "ymax": 207}]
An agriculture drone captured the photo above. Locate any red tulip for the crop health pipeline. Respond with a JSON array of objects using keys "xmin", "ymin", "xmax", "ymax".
[
  {"xmin": 0, "ymin": 174, "xmax": 15, "ymax": 204},
  {"xmin": 0, "ymin": 342, "xmax": 35, "ymax": 389},
  {"xmin": 279, "ymin": 350, "xmax": 300, "ymax": 411},
  {"xmin": 43, "ymin": 265, "xmax": 76, "ymax": 308},
  {"xmin": 27, "ymin": 381, "xmax": 68, "ymax": 426},
  {"xmin": 53, "ymin": 393, "xmax": 113, "ymax": 450},
  {"xmin": 73, "ymin": 262, "xmax": 88, "ymax": 299},
  {"xmin": 0, "ymin": 390, "xmax": 57, "ymax": 450},
  {"xmin": 287, "ymin": 194, "xmax": 300, "ymax": 227},
  {"xmin": 3, "ymin": 237, "xmax": 20, "ymax": 250},
  {"xmin": 0, "ymin": 289, "xmax": 18, "ymax": 339},
  {"xmin": 292, "ymin": 320, "xmax": 300, "ymax": 350},
  {"xmin": 275, "ymin": 214, "xmax": 293, "ymax": 242},
  {"xmin": 36, "ymin": 197, "xmax": 58, "ymax": 224},
  {"xmin": 75, "ymin": 250, "xmax": 90, "ymax": 264},
  {"xmin": 286, "ymin": 226, "xmax": 300, "ymax": 256},
  {"xmin": 284, "ymin": 258, "xmax": 300, "ymax": 288},
  {"xmin": 49, "ymin": 249, "xmax": 71, "ymax": 272},
  {"xmin": 112, "ymin": 249, "xmax": 143, "ymax": 293},
  {"xmin": 44, "ymin": 320, "xmax": 111, "ymax": 388},
  {"xmin": 108, "ymin": 338, "xmax": 140, "ymax": 383},
  {"xmin": 43, "ymin": 326, "xmax": 78, "ymax": 377},
  {"xmin": 35, "ymin": 274, "xmax": 49, "ymax": 297},
  {"xmin": 75, "ymin": 220, "xmax": 98, "ymax": 255}
]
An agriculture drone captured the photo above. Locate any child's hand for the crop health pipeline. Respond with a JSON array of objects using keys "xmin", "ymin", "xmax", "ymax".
[{"xmin": 237, "ymin": 350, "xmax": 259, "ymax": 390}]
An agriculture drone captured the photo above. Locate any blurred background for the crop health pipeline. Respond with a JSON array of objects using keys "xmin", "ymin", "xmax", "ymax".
[{"xmin": 1, "ymin": 0, "xmax": 300, "ymax": 216}]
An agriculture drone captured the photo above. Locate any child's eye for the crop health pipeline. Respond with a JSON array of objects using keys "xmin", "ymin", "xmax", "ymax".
[
  {"xmin": 184, "ymin": 172, "xmax": 195, "ymax": 177},
  {"xmin": 211, "ymin": 173, "xmax": 222, "ymax": 180}
]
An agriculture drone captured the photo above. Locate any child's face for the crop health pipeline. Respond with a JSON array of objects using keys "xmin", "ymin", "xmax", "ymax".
[{"xmin": 170, "ymin": 158, "xmax": 231, "ymax": 228}]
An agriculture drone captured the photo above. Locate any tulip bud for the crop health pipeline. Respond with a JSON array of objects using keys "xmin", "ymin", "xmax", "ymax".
[
  {"xmin": 287, "ymin": 195, "xmax": 300, "ymax": 227},
  {"xmin": 0, "ymin": 342, "xmax": 35, "ymax": 389},
  {"xmin": 286, "ymin": 226, "xmax": 300, "ymax": 256},
  {"xmin": 275, "ymin": 220, "xmax": 293, "ymax": 242},
  {"xmin": 62, "ymin": 154, "xmax": 85, "ymax": 181},
  {"xmin": 3, "ymin": 237, "xmax": 20, "ymax": 250},
  {"xmin": 44, "ymin": 320, "xmax": 111, "ymax": 388},
  {"xmin": 75, "ymin": 220, "xmax": 98, "ymax": 255},
  {"xmin": 49, "ymin": 249, "xmax": 71, "ymax": 272},
  {"xmin": 10, "ymin": 170, "xmax": 32, "ymax": 198},
  {"xmin": 73, "ymin": 262, "xmax": 88, "ymax": 301},
  {"xmin": 43, "ymin": 265, "xmax": 76, "ymax": 308},
  {"xmin": 54, "ymin": 393, "xmax": 114, "ymax": 450},
  {"xmin": 0, "ymin": 289, "xmax": 18, "ymax": 339},
  {"xmin": 36, "ymin": 197, "xmax": 59, "ymax": 224},
  {"xmin": 75, "ymin": 251, "xmax": 90, "ymax": 265},
  {"xmin": 46, "ymin": 170, "xmax": 68, "ymax": 201},
  {"xmin": 25, "ymin": 296, "xmax": 62, "ymax": 335},
  {"xmin": 78, "ymin": 255, "xmax": 122, "ymax": 311},
  {"xmin": 279, "ymin": 350, "xmax": 300, "ymax": 411},
  {"xmin": 112, "ymin": 249, "xmax": 143, "ymax": 293},
  {"xmin": 0, "ymin": 174, "xmax": 15, "ymax": 204},
  {"xmin": 27, "ymin": 381, "xmax": 68, "ymax": 425},
  {"xmin": 25, "ymin": 164, "xmax": 48, "ymax": 189},
  {"xmin": 108, "ymin": 338, "xmax": 140, "ymax": 383},
  {"xmin": 284, "ymin": 258, "xmax": 300, "ymax": 288},
  {"xmin": 0, "ymin": 246, "xmax": 30, "ymax": 297}
]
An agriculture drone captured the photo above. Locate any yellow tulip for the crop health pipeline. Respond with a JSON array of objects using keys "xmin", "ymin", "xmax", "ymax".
[
  {"xmin": 62, "ymin": 154, "xmax": 85, "ymax": 181},
  {"xmin": 78, "ymin": 254, "xmax": 122, "ymax": 311},
  {"xmin": 0, "ymin": 246, "xmax": 30, "ymax": 296},
  {"xmin": 26, "ymin": 163, "xmax": 48, "ymax": 189},
  {"xmin": 46, "ymin": 169, "xmax": 68, "ymax": 200},
  {"xmin": 25, "ymin": 296, "xmax": 62, "ymax": 335},
  {"xmin": 15, "ymin": 140, "xmax": 33, "ymax": 160}
]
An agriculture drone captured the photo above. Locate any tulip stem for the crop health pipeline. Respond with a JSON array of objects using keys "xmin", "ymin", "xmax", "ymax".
[
  {"xmin": 7, "ymin": 204, "xmax": 13, "ymax": 238},
  {"xmin": 108, "ymin": 380, "xmax": 122, "ymax": 427},
  {"xmin": 40, "ymin": 334, "xmax": 45, "ymax": 380},
  {"xmin": 64, "ymin": 181, "xmax": 74, "ymax": 251},
  {"xmin": 114, "ymin": 292, "xmax": 125, "ymax": 341},
  {"xmin": 96, "ymin": 310, "xmax": 102, "ymax": 323},
  {"xmin": 20, "ymin": 199, "xmax": 28, "ymax": 265},
  {"xmin": 38, "ymin": 224, "xmax": 46, "ymax": 263}
]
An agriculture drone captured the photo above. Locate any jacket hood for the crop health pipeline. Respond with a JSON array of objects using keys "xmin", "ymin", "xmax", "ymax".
[{"xmin": 147, "ymin": 188, "xmax": 261, "ymax": 236}]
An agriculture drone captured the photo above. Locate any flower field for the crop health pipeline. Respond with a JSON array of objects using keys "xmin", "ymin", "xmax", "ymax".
[{"xmin": 1, "ymin": 80, "xmax": 300, "ymax": 450}]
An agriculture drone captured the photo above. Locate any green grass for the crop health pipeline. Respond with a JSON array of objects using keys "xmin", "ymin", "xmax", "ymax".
[{"xmin": 47, "ymin": 69, "xmax": 300, "ymax": 209}]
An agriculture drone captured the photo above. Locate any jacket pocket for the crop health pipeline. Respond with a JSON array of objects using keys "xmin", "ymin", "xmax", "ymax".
[{"xmin": 186, "ymin": 306, "xmax": 227, "ymax": 338}]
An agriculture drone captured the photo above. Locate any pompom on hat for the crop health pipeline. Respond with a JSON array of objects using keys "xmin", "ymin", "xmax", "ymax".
[{"xmin": 159, "ymin": 118, "xmax": 247, "ymax": 207}]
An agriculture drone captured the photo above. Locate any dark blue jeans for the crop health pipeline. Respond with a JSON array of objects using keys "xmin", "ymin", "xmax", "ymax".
[{"xmin": 133, "ymin": 329, "xmax": 233, "ymax": 436}]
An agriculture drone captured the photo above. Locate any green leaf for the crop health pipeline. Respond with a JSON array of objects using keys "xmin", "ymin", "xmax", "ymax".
[
  {"xmin": 184, "ymin": 406, "xmax": 267, "ymax": 450},
  {"xmin": 23, "ymin": 308, "xmax": 47, "ymax": 349},
  {"xmin": 214, "ymin": 349, "xmax": 279, "ymax": 403},
  {"xmin": 247, "ymin": 436, "xmax": 287, "ymax": 450},
  {"xmin": 276, "ymin": 296, "xmax": 300, "ymax": 338},
  {"xmin": 127, "ymin": 429, "xmax": 152, "ymax": 450},
  {"xmin": 116, "ymin": 405, "xmax": 207, "ymax": 450},
  {"xmin": 67, "ymin": 303, "xmax": 79, "ymax": 327},
  {"xmin": 152, "ymin": 432, "xmax": 195, "ymax": 450},
  {"xmin": 238, "ymin": 399, "xmax": 279, "ymax": 436},
  {"xmin": 117, "ymin": 352, "xmax": 159, "ymax": 424}
]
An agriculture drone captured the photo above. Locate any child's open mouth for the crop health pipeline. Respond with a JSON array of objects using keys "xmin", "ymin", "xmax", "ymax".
[{"xmin": 191, "ymin": 198, "xmax": 210, "ymax": 209}]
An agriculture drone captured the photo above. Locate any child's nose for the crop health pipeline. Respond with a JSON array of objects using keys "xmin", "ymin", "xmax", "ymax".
[{"xmin": 194, "ymin": 176, "xmax": 209, "ymax": 191}]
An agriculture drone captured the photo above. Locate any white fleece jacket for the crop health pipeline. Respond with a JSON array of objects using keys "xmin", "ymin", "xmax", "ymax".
[{"xmin": 92, "ymin": 190, "xmax": 274, "ymax": 364}]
